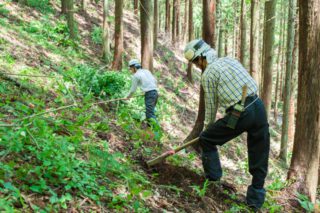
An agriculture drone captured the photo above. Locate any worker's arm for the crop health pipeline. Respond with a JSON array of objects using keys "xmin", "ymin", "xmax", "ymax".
[
  {"xmin": 201, "ymin": 73, "xmax": 218, "ymax": 127},
  {"xmin": 127, "ymin": 75, "xmax": 139, "ymax": 99}
]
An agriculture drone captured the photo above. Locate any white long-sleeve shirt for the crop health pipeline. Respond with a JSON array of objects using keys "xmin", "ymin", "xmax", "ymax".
[{"xmin": 128, "ymin": 68, "xmax": 158, "ymax": 96}]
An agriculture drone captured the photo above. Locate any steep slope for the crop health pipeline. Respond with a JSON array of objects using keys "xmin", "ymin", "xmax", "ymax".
[{"xmin": 0, "ymin": 1, "xmax": 294, "ymax": 212}]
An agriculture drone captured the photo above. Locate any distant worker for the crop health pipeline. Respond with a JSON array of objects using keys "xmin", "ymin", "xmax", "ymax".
[
  {"xmin": 127, "ymin": 59, "xmax": 159, "ymax": 126},
  {"xmin": 184, "ymin": 39, "xmax": 270, "ymax": 210}
]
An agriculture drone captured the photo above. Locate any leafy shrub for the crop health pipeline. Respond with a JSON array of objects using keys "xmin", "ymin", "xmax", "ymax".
[
  {"xmin": 26, "ymin": 0, "xmax": 52, "ymax": 12},
  {"xmin": 91, "ymin": 25, "xmax": 103, "ymax": 44},
  {"xmin": 74, "ymin": 65, "xmax": 129, "ymax": 98}
]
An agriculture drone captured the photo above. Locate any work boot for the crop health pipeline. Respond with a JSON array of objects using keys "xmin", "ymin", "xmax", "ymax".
[
  {"xmin": 246, "ymin": 185, "xmax": 266, "ymax": 210},
  {"xmin": 202, "ymin": 150, "xmax": 222, "ymax": 181}
]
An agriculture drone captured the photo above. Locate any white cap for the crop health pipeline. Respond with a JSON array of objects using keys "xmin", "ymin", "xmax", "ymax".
[
  {"xmin": 184, "ymin": 39, "xmax": 211, "ymax": 61},
  {"xmin": 128, "ymin": 59, "xmax": 141, "ymax": 67}
]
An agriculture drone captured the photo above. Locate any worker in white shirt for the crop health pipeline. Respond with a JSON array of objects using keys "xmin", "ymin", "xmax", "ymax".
[{"xmin": 127, "ymin": 59, "xmax": 159, "ymax": 126}]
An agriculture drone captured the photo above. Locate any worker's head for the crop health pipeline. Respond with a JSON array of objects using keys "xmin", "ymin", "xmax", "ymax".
[
  {"xmin": 128, "ymin": 59, "xmax": 142, "ymax": 73},
  {"xmin": 184, "ymin": 39, "xmax": 217, "ymax": 70}
]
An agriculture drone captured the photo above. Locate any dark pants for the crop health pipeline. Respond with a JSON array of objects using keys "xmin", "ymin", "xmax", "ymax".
[
  {"xmin": 199, "ymin": 95, "xmax": 270, "ymax": 208},
  {"xmin": 145, "ymin": 90, "xmax": 158, "ymax": 124}
]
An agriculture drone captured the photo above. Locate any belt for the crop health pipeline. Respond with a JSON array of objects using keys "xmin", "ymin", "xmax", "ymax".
[{"xmin": 226, "ymin": 94, "xmax": 259, "ymax": 113}]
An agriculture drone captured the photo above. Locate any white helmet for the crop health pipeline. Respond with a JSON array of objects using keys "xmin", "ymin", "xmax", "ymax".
[
  {"xmin": 128, "ymin": 59, "xmax": 141, "ymax": 68},
  {"xmin": 184, "ymin": 39, "xmax": 211, "ymax": 62}
]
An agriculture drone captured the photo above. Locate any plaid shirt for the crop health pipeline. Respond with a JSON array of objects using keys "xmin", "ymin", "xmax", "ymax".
[{"xmin": 201, "ymin": 57, "xmax": 258, "ymax": 124}]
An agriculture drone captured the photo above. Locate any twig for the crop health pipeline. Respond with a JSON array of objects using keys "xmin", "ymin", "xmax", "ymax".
[
  {"xmin": 0, "ymin": 72, "xmax": 54, "ymax": 78},
  {"xmin": 26, "ymin": 128, "xmax": 39, "ymax": 148}
]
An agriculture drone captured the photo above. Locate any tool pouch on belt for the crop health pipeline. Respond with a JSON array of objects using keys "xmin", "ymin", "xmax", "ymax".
[{"xmin": 227, "ymin": 85, "xmax": 247, "ymax": 129}]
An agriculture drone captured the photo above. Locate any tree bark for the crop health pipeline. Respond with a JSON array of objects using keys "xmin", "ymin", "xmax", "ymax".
[
  {"xmin": 279, "ymin": 0, "xmax": 296, "ymax": 163},
  {"xmin": 61, "ymin": 0, "xmax": 67, "ymax": 14},
  {"xmin": 140, "ymin": 0, "xmax": 154, "ymax": 71},
  {"xmin": 261, "ymin": 0, "xmax": 277, "ymax": 120},
  {"xmin": 165, "ymin": 0, "xmax": 171, "ymax": 34},
  {"xmin": 112, "ymin": 0, "xmax": 124, "ymax": 70},
  {"xmin": 239, "ymin": 0, "xmax": 247, "ymax": 66},
  {"xmin": 273, "ymin": 1, "xmax": 285, "ymax": 122},
  {"xmin": 250, "ymin": 0, "xmax": 260, "ymax": 83},
  {"xmin": 287, "ymin": 0, "xmax": 320, "ymax": 203},
  {"xmin": 182, "ymin": 0, "xmax": 188, "ymax": 43},
  {"xmin": 102, "ymin": 0, "xmax": 110, "ymax": 62},
  {"xmin": 218, "ymin": 28, "xmax": 223, "ymax": 57},
  {"xmin": 172, "ymin": 0, "xmax": 177, "ymax": 43},
  {"xmin": 202, "ymin": 0, "xmax": 216, "ymax": 48},
  {"xmin": 81, "ymin": 0, "xmax": 88, "ymax": 11},
  {"xmin": 154, "ymin": 0, "xmax": 158, "ymax": 49},
  {"xmin": 186, "ymin": 0, "xmax": 193, "ymax": 83},
  {"xmin": 184, "ymin": 0, "xmax": 216, "ymax": 148},
  {"xmin": 134, "ymin": 0, "xmax": 138, "ymax": 15},
  {"xmin": 175, "ymin": 0, "xmax": 180, "ymax": 42},
  {"xmin": 66, "ymin": 0, "xmax": 76, "ymax": 40}
]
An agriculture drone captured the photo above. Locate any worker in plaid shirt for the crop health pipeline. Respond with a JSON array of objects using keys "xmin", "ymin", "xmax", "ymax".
[{"xmin": 184, "ymin": 39, "xmax": 270, "ymax": 210}]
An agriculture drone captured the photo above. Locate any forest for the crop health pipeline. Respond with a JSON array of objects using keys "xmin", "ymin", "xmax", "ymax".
[{"xmin": 0, "ymin": 0, "xmax": 319, "ymax": 212}]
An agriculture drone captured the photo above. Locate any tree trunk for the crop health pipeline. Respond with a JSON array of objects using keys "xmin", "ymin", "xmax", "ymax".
[
  {"xmin": 112, "ymin": 0, "xmax": 124, "ymax": 70},
  {"xmin": 279, "ymin": 0, "xmax": 296, "ymax": 163},
  {"xmin": 172, "ymin": 0, "xmax": 176, "ymax": 43},
  {"xmin": 202, "ymin": 0, "xmax": 216, "ymax": 48},
  {"xmin": 175, "ymin": 0, "xmax": 180, "ymax": 42},
  {"xmin": 154, "ymin": 0, "xmax": 158, "ymax": 49},
  {"xmin": 184, "ymin": 0, "xmax": 216, "ymax": 147},
  {"xmin": 66, "ymin": 0, "xmax": 76, "ymax": 39},
  {"xmin": 224, "ymin": 31, "xmax": 228, "ymax": 56},
  {"xmin": 165, "ymin": 0, "xmax": 171, "ymax": 34},
  {"xmin": 287, "ymin": 0, "xmax": 320, "ymax": 203},
  {"xmin": 134, "ymin": 0, "xmax": 138, "ymax": 15},
  {"xmin": 261, "ymin": 0, "xmax": 277, "ymax": 120},
  {"xmin": 288, "ymin": 10, "xmax": 299, "ymax": 147},
  {"xmin": 81, "ymin": 0, "xmax": 88, "ymax": 11},
  {"xmin": 140, "ymin": 0, "xmax": 154, "ymax": 71},
  {"xmin": 186, "ymin": 0, "xmax": 193, "ymax": 83},
  {"xmin": 218, "ymin": 29, "xmax": 223, "ymax": 57},
  {"xmin": 102, "ymin": 0, "xmax": 110, "ymax": 62},
  {"xmin": 273, "ymin": 8, "xmax": 284, "ymax": 122},
  {"xmin": 182, "ymin": 0, "xmax": 188, "ymax": 43},
  {"xmin": 239, "ymin": 0, "xmax": 247, "ymax": 66},
  {"xmin": 250, "ymin": 0, "xmax": 260, "ymax": 83},
  {"xmin": 61, "ymin": 0, "xmax": 67, "ymax": 14}
]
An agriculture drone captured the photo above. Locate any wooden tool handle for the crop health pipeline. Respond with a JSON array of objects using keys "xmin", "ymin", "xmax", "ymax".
[
  {"xmin": 146, "ymin": 137, "xmax": 199, "ymax": 167},
  {"xmin": 241, "ymin": 85, "xmax": 248, "ymax": 105}
]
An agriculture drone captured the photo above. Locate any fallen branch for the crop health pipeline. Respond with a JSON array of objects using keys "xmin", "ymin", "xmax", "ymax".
[{"xmin": 0, "ymin": 72, "xmax": 32, "ymax": 94}]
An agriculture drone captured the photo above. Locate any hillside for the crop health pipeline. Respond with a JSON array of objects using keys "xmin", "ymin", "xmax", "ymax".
[{"xmin": 0, "ymin": 1, "xmax": 299, "ymax": 212}]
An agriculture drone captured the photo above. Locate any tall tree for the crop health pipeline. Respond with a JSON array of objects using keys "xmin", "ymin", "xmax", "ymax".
[
  {"xmin": 203, "ymin": 0, "xmax": 216, "ymax": 48},
  {"xmin": 287, "ymin": 0, "xmax": 320, "ymax": 203},
  {"xmin": 102, "ymin": 0, "xmax": 110, "ymax": 62},
  {"xmin": 239, "ymin": 0, "xmax": 247, "ymax": 66},
  {"xmin": 61, "ymin": 0, "xmax": 67, "ymax": 14},
  {"xmin": 140, "ymin": 0, "xmax": 154, "ymax": 71},
  {"xmin": 261, "ymin": 0, "xmax": 277, "ymax": 119},
  {"xmin": 172, "ymin": 0, "xmax": 177, "ymax": 43},
  {"xmin": 112, "ymin": 0, "xmax": 124, "ymax": 70},
  {"xmin": 81, "ymin": 0, "xmax": 88, "ymax": 11},
  {"xmin": 250, "ymin": 0, "xmax": 260, "ymax": 83},
  {"xmin": 273, "ymin": 3, "xmax": 285, "ymax": 122},
  {"xmin": 66, "ymin": 0, "xmax": 76, "ymax": 39},
  {"xmin": 154, "ymin": 0, "xmax": 158, "ymax": 49},
  {"xmin": 279, "ymin": 0, "xmax": 296, "ymax": 163},
  {"xmin": 184, "ymin": 0, "xmax": 216, "ymax": 147},
  {"xmin": 134, "ymin": 0, "xmax": 138, "ymax": 15},
  {"xmin": 182, "ymin": 0, "xmax": 188, "ymax": 42},
  {"xmin": 186, "ymin": 0, "xmax": 193, "ymax": 83},
  {"xmin": 165, "ymin": 0, "xmax": 171, "ymax": 34},
  {"xmin": 175, "ymin": 0, "xmax": 181, "ymax": 41}
]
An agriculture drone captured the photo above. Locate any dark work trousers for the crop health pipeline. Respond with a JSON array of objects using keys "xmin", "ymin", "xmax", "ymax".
[
  {"xmin": 144, "ymin": 90, "xmax": 158, "ymax": 124},
  {"xmin": 199, "ymin": 95, "xmax": 270, "ymax": 208}
]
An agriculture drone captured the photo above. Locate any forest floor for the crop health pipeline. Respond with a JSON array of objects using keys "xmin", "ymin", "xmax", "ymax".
[{"xmin": 0, "ymin": 1, "xmax": 307, "ymax": 212}]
